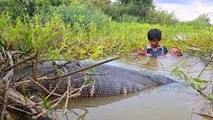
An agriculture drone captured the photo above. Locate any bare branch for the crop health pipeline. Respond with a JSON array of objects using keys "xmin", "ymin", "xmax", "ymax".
[
  {"xmin": 15, "ymin": 57, "xmax": 119, "ymax": 86},
  {"xmin": 1, "ymin": 51, "xmax": 14, "ymax": 120}
]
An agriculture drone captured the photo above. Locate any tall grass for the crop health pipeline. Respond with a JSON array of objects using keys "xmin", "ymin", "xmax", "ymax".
[{"xmin": 1, "ymin": 12, "xmax": 213, "ymax": 60}]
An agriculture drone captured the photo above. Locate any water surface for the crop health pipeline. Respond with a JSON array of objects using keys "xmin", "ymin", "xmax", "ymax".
[{"xmin": 55, "ymin": 55, "xmax": 213, "ymax": 120}]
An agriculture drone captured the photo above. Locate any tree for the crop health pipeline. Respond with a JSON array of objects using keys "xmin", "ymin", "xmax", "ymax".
[
  {"xmin": 186, "ymin": 14, "xmax": 211, "ymax": 26},
  {"xmin": 110, "ymin": 0, "xmax": 154, "ymax": 20},
  {"xmin": 77, "ymin": 0, "xmax": 110, "ymax": 10},
  {"xmin": 118, "ymin": 0, "xmax": 131, "ymax": 4},
  {"xmin": 146, "ymin": 9, "xmax": 178, "ymax": 25},
  {"xmin": 118, "ymin": 0, "xmax": 153, "ymax": 8}
]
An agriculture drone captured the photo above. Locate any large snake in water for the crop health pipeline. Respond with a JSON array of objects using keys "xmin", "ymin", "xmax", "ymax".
[{"xmin": 13, "ymin": 60, "xmax": 176, "ymax": 97}]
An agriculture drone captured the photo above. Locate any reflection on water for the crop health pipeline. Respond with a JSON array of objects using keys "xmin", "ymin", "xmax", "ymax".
[{"xmin": 55, "ymin": 55, "xmax": 213, "ymax": 120}]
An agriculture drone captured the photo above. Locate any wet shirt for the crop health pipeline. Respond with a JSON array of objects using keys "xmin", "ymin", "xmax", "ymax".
[{"xmin": 146, "ymin": 45, "xmax": 168, "ymax": 57}]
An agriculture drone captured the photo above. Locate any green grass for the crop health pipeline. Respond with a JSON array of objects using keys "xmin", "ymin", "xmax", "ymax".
[{"xmin": 1, "ymin": 13, "xmax": 213, "ymax": 60}]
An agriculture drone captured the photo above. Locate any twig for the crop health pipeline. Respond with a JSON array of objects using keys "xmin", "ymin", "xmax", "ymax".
[
  {"xmin": 63, "ymin": 77, "xmax": 71, "ymax": 114},
  {"xmin": 197, "ymin": 54, "xmax": 213, "ymax": 79},
  {"xmin": 1, "ymin": 51, "xmax": 14, "ymax": 120},
  {"xmin": 57, "ymin": 77, "xmax": 71, "ymax": 120},
  {"xmin": 47, "ymin": 57, "xmax": 119, "ymax": 81},
  {"xmin": 0, "ymin": 88, "xmax": 24, "ymax": 105},
  {"xmin": 45, "ymin": 79, "xmax": 63, "ymax": 100},
  {"xmin": 33, "ymin": 85, "xmax": 85, "ymax": 119},
  {"xmin": 40, "ymin": 61, "xmax": 72, "ymax": 77},
  {"xmin": 48, "ymin": 83, "xmax": 91, "ymax": 104},
  {"xmin": 6, "ymin": 105, "xmax": 32, "ymax": 115},
  {"xmin": 3, "ymin": 57, "xmax": 118, "ymax": 119},
  {"xmin": 15, "ymin": 57, "xmax": 119, "ymax": 86},
  {"xmin": 0, "ymin": 53, "xmax": 37, "ymax": 75},
  {"xmin": 33, "ymin": 87, "xmax": 69, "ymax": 119},
  {"xmin": 193, "ymin": 111, "xmax": 213, "ymax": 118},
  {"xmin": 30, "ymin": 79, "xmax": 62, "ymax": 97}
]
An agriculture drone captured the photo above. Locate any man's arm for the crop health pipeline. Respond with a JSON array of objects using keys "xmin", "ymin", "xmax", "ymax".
[{"xmin": 138, "ymin": 48, "xmax": 152, "ymax": 56}]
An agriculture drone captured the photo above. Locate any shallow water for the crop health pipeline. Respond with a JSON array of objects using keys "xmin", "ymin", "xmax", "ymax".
[{"xmin": 55, "ymin": 55, "xmax": 213, "ymax": 120}]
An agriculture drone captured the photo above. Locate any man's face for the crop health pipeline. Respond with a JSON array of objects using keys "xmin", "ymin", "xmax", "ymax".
[{"xmin": 149, "ymin": 39, "xmax": 160, "ymax": 48}]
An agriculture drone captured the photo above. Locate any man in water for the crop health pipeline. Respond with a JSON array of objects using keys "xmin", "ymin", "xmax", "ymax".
[{"xmin": 138, "ymin": 29, "xmax": 182, "ymax": 57}]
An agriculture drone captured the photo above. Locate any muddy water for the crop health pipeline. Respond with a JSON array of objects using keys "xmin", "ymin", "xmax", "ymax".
[{"xmin": 55, "ymin": 56, "xmax": 213, "ymax": 120}]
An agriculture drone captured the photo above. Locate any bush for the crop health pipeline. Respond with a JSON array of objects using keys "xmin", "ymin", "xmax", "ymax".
[
  {"xmin": 117, "ymin": 14, "xmax": 140, "ymax": 22},
  {"xmin": 43, "ymin": 5, "xmax": 111, "ymax": 28},
  {"xmin": 104, "ymin": 0, "xmax": 154, "ymax": 22},
  {"xmin": 184, "ymin": 14, "xmax": 211, "ymax": 27},
  {"xmin": 0, "ymin": 0, "xmax": 28, "ymax": 20},
  {"xmin": 0, "ymin": 0, "xmax": 77, "ymax": 20},
  {"xmin": 145, "ymin": 9, "xmax": 178, "ymax": 25}
]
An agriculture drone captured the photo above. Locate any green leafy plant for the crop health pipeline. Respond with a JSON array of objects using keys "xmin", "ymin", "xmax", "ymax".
[{"xmin": 171, "ymin": 55, "xmax": 213, "ymax": 100}]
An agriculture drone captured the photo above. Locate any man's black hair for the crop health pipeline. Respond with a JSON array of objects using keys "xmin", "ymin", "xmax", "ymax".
[{"xmin": 147, "ymin": 29, "xmax": 162, "ymax": 41}]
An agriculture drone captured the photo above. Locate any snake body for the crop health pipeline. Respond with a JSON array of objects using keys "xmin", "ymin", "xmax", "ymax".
[{"xmin": 14, "ymin": 61, "xmax": 176, "ymax": 97}]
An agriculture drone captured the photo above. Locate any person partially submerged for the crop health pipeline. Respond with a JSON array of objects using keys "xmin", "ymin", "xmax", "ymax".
[{"xmin": 138, "ymin": 29, "xmax": 182, "ymax": 57}]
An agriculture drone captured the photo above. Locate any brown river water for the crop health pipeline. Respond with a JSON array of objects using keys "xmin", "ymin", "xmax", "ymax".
[{"xmin": 53, "ymin": 55, "xmax": 213, "ymax": 120}]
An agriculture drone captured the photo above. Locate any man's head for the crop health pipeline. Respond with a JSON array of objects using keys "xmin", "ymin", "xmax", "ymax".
[{"xmin": 147, "ymin": 29, "xmax": 162, "ymax": 48}]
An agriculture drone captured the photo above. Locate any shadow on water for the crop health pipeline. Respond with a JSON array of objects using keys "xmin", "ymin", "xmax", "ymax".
[{"xmin": 54, "ymin": 55, "xmax": 213, "ymax": 120}]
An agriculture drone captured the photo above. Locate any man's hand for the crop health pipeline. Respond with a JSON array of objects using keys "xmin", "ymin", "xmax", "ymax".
[
  {"xmin": 138, "ymin": 48, "xmax": 146, "ymax": 56},
  {"xmin": 169, "ymin": 48, "xmax": 183, "ymax": 57},
  {"xmin": 138, "ymin": 48, "xmax": 152, "ymax": 56}
]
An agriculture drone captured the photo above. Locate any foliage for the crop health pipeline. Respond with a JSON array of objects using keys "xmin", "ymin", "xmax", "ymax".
[
  {"xmin": 43, "ymin": 5, "xmax": 111, "ymax": 28},
  {"xmin": 0, "ymin": 0, "xmax": 112, "ymax": 30},
  {"xmin": 184, "ymin": 14, "xmax": 211, "ymax": 27},
  {"xmin": 145, "ymin": 9, "xmax": 178, "ymax": 25},
  {"xmin": 171, "ymin": 55, "xmax": 213, "ymax": 101},
  {"xmin": 0, "ymin": 0, "xmax": 213, "ymax": 60},
  {"xmin": 127, "ymin": 0, "xmax": 154, "ymax": 18},
  {"xmin": 104, "ymin": 3, "xmax": 130, "ymax": 21},
  {"xmin": 1, "ymin": 9, "xmax": 213, "ymax": 60},
  {"xmin": 104, "ymin": 0, "xmax": 154, "ymax": 22},
  {"xmin": 0, "ymin": 13, "xmax": 65, "ymax": 57},
  {"xmin": 1, "ymin": 0, "xmax": 213, "ymax": 119},
  {"xmin": 117, "ymin": 14, "xmax": 140, "ymax": 22},
  {"xmin": 82, "ymin": 0, "xmax": 111, "ymax": 11},
  {"xmin": 0, "ymin": 0, "xmax": 81, "ymax": 20},
  {"xmin": 0, "ymin": 0, "xmax": 178, "ymax": 25}
]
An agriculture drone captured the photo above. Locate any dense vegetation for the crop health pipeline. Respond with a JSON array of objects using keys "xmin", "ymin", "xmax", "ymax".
[
  {"xmin": 0, "ymin": 0, "xmax": 212, "ymax": 60},
  {"xmin": 0, "ymin": 0, "xmax": 213, "ymax": 119},
  {"xmin": 0, "ymin": 0, "xmax": 212, "ymax": 98}
]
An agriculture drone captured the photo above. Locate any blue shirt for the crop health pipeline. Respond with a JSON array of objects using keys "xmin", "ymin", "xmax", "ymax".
[{"xmin": 146, "ymin": 45, "xmax": 168, "ymax": 57}]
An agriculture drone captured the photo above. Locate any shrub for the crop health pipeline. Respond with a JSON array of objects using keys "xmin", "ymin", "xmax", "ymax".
[
  {"xmin": 42, "ymin": 5, "xmax": 111, "ymax": 28},
  {"xmin": 145, "ymin": 9, "xmax": 178, "ymax": 25}
]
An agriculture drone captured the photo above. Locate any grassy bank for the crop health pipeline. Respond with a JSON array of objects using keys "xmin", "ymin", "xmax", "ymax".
[{"xmin": 1, "ymin": 13, "xmax": 213, "ymax": 60}]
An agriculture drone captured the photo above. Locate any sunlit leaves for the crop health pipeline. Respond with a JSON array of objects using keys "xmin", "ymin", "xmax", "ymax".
[
  {"xmin": 171, "ymin": 67, "xmax": 212, "ymax": 100},
  {"xmin": 171, "ymin": 67, "xmax": 189, "ymax": 80},
  {"xmin": 41, "ymin": 95, "xmax": 50, "ymax": 110}
]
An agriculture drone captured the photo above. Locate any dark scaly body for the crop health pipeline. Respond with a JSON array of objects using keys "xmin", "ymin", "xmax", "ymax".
[{"xmin": 14, "ymin": 61, "xmax": 176, "ymax": 97}]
